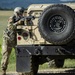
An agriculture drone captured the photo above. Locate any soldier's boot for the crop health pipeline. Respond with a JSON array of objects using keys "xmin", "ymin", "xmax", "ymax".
[{"xmin": 2, "ymin": 69, "xmax": 6, "ymax": 75}]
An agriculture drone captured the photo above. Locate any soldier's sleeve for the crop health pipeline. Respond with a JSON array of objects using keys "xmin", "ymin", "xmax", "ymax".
[{"xmin": 7, "ymin": 16, "xmax": 15, "ymax": 30}]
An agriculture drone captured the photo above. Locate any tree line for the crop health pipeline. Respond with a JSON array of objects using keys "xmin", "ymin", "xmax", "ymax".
[{"xmin": 0, "ymin": 7, "xmax": 13, "ymax": 10}]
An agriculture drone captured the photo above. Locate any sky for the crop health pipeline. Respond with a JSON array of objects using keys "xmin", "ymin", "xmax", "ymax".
[{"xmin": 0, "ymin": 0, "xmax": 75, "ymax": 9}]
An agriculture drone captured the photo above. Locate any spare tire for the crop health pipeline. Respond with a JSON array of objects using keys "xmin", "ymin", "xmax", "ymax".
[{"xmin": 38, "ymin": 4, "xmax": 75, "ymax": 45}]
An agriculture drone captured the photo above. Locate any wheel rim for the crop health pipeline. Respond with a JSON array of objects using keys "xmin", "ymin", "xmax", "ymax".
[{"xmin": 48, "ymin": 15, "xmax": 66, "ymax": 33}]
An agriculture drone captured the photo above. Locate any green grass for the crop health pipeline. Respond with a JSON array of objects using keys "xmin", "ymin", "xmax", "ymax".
[
  {"xmin": 0, "ymin": 10, "xmax": 13, "ymax": 45},
  {"xmin": 39, "ymin": 59, "xmax": 75, "ymax": 70},
  {"xmin": 64, "ymin": 59, "xmax": 75, "ymax": 68},
  {"xmin": 0, "ymin": 10, "xmax": 16, "ymax": 72},
  {"xmin": 0, "ymin": 10, "xmax": 75, "ymax": 72},
  {"xmin": 7, "ymin": 49, "xmax": 16, "ymax": 72}
]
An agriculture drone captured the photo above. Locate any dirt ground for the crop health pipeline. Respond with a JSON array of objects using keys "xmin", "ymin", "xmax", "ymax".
[
  {"xmin": 0, "ymin": 68, "xmax": 75, "ymax": 75},
  {"xmin": 0, "ymin": 72, "xmax": 74, "ymax": 75}
]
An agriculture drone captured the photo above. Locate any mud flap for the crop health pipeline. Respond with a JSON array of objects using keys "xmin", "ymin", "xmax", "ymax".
[{"xmin": 16, "ymin": 48, "xmax": 31, "ymax": 72}]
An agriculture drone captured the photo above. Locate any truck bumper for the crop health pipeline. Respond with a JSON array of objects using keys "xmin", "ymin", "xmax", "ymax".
[{"xmin": 16, "ymin": 45, "xmax": 75, "ymax": 72}]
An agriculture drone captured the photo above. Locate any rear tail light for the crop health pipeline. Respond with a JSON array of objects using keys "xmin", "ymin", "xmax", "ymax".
[
  {"xmin": 22, "ymin": 32, "xmax": 29, "ymax": 40},
  {"xmin": 23, "ymin": 32, "xmax": 28, "ymax": 37},
  {"xmin": 18, "ymin": 36, "xmax": 21, "ymax": 40}
]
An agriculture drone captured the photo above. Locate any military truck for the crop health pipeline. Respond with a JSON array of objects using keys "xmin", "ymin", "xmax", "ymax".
[{"xmin": 16, "ymin": 0, "xmax": 75, "ymax": 75}]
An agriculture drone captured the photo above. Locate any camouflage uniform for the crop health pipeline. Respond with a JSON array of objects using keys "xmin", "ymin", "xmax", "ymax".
[{"xmin": 1, "ymin": 15, "xmax": 24, "ymax": 72}]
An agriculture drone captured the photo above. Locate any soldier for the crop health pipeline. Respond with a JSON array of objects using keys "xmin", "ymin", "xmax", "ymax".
[{"xmin": 1, "ymin": 7, "xmax": 24, "ymax": 75}]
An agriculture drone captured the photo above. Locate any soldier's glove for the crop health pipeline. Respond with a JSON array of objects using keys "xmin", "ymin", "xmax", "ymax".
[
  {"xmin": 13, "ymin": 19, "xmax": 24, "ymax": 26},
  {"xmin": 8, "ymin": 17, "xmax": 13, "ymax": 23}
]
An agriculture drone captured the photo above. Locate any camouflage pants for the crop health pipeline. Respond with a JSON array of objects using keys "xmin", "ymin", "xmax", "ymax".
[{"xmin": 1, "ymin": 31, "xmax": 15, "ymax": 70}]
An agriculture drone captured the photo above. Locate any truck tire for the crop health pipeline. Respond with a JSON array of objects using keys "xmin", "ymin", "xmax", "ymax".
[
  {"xmin": 32, "ymin": 56, "xmax": 39, "ymax": 75},
  {"xmin": 23, "ymin": 56, "xmax": 39, "ymax": 75},
  {"xmin": 38, "ymin": 4, "xmax": 75, "ymax": 45},
  {"xmin": 54, "ymin": 59, "xmax": 64, "ymax": 68},
  {"xmin": 32, "ymin": 63, "xmax": 39, "ymax": 75}
]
